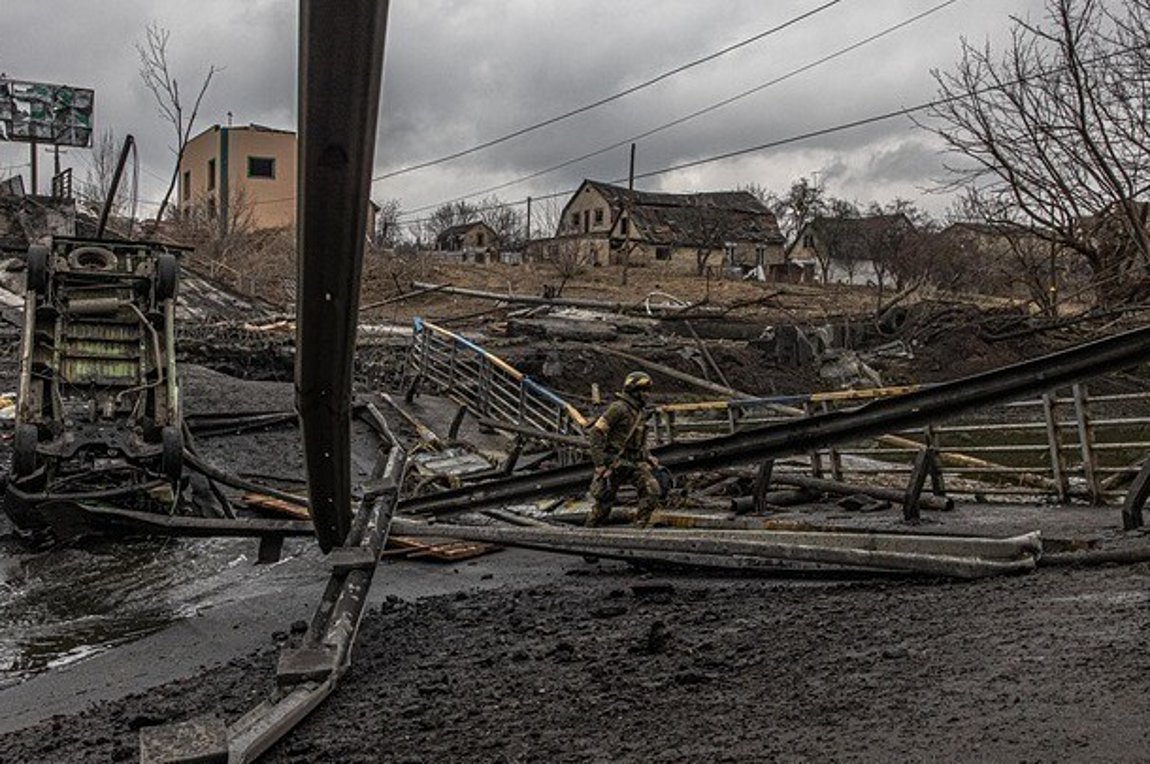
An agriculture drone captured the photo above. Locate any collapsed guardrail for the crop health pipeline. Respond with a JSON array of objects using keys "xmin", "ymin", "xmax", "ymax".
[
  {"xmin": 399, "ymin": 324, "xmax": 1150, "ymax": 524},
  {"xmin": 654, "ymin": 384, "xmax": 1150, "ymax": 503},
  {"xmin": 139, "ymin": 440, "xmax": 405, "ymax": 764},
  {"xmin": 406, "ymin": 318, "xmax": 588, "ymax": 461},
  {"xmin": 405, "ymin": 317, "xmax": 1150, "ymax": 508}
]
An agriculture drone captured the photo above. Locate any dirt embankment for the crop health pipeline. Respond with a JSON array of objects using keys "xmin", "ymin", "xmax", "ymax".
[{"xmin": 3, "ymin": 561, "xmax": 1148, "ymax": 763}]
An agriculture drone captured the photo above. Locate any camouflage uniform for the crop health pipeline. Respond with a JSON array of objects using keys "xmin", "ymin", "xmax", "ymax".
[{"xmin": 586, "ymin": 391, "xmax": 660, "ymax": 527}]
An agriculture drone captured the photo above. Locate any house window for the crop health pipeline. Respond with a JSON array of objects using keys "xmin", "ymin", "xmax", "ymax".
[
  {"xmin": 655, "ymin": 246, "xmax": 671, "ymax": 261},
  {"xmin": 207, "ymin": 158, "xmax": 216, "ymax": 191},
  {"xmin": 620, "ymin": 217, "xmax": 630, "ymax": 236},
  {"xmin": 802, "ymin": 233, "xmax": 814, "ymax": 249},
  {"xmin": 571, "ymin": 212, "xmax": 580, "ymax": 229},
  {"xmin": 755, "ymin": 245, "xmax": 767, "ymax": 265},
  {"xmin": 582, "ymin": 209, "xmax": 590, "ymax": 232},
  {"xmin": 594, "ymin": 208, "xmax": 604, "ymax": 225},
  {"xmin": 247, "ymin": 156, "xmax": 276, "ymax": 179},
  {"xmin": 724, "ymin": 242, "xmax": 737, "ymax": 265},
  {"xmin": 476, "ymin": 232, "xmax": 485, "ymax": 247},
  {"xmin": 181, "ymin": 170, "xmax": 191, "ymax": 202}
]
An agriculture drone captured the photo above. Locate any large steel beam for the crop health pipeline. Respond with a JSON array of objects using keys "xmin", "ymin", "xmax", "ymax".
[
  {"xmin": 401, "ymin": 324, "xmax": 1150, "ymax": 516},
  {"xmin": 296, "ymin": 0, "xmax": 390, "ymax": 551},
  {"xmin": 390, "ymin": 520, "xmax": 1041, "ymax": 579}
]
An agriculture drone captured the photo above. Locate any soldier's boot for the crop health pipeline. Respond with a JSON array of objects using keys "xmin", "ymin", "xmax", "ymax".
[
  {"xmin": 586, "ymin": 501, "xmax": 612, "ymax": 528},
  {"xmin": 633, "ymin": 499, "xmax": 657, "ymax": 528}
]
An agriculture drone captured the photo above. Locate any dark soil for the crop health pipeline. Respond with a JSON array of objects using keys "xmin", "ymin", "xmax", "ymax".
[{"xmin": 3, "ymin": 562, "xmax": 1148, "ymax": 763}]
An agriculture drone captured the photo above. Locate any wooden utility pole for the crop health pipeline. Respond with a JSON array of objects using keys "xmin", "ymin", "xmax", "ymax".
[
  {"xmin": 525, "ymin": 195, "xmax": 532, "ymax": 242},
  {"xmin": 628, "ymin": 143, "xmax": 636, "ymax": 190},
  {"xmin": 29, "ymin": 140, "xmax": 37, "ymax": 195}
]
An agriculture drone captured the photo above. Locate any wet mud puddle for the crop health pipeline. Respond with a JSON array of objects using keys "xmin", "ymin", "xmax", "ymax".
[{"xmin": 0, "ymin": 533, "xmax": 317, "ymax": 689}]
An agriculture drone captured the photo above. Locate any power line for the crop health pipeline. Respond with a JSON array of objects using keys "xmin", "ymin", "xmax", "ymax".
[
  {"xmin": 397, "ymin": 56, "xmax": 1076, "ymax": 226},
  {"xmin": 398, "ymin": 44, "xmax": 1123, "ymax": 229},
  {"xmin": 372, "ymin": 0, "xmax": 846, "ymax": 183},
  {"xmin": 397, "ymin": 100, "xmax": 934, "ymax": 228},
  {"xmin": 398, "ymin": 0, "xmax": 961, "ymax": 219}
]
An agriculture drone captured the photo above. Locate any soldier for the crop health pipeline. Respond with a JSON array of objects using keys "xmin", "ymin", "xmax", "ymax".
[{"xmin": 586, "ymin": 370, "xmax": 662, "ymax": 527}]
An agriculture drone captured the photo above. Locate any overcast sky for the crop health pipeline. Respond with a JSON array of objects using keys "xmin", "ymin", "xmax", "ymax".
[{"xmin": 1, "ymin": 0, "xmax": 1048, "ymax": 226}]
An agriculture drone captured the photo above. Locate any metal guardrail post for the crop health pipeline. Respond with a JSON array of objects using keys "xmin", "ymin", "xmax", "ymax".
[
  {"xmin": 1121, "ymin": 459, "xmax": 1150, "ymax": 530},
  {"xmin": 1073, "ymin": 383, "xmax": 1103, "ymax": 504},
  {"xmin": 753, "ymin": 459, "xmax": 774, "ymax": 514},
  {"xmin": 477, "ymin": 359, "xmax": 491, "ymax": 417},
  {"xmin": 923, "ymin": 424, "xmax": 945, "ymax": 495},
  {"xmin": 903, "ymin": 447, "xmax": 933, "ymax": 522},
  {"xmin": 823, "ymin": 400, "xmax": 843, "ymax": 481},
  {"xmin": 447, "ymin": 341, "xmax": 457, "ymax": 389},
  {"xmin": 804, "ymin": 401, "xmax": 823, "ymax": 478},
  {"xmin": 418, "ymin": 326, "xmax": 431, "ymax": 378},
  {"xmin": 1042, "ymin": 392, "xmax": 1069, "ymax": 502}
]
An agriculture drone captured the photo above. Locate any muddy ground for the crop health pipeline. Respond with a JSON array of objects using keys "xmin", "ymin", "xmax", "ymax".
[{"xmin": 1, "ymin": 559, "xmax": 1149, "ymax": 762}]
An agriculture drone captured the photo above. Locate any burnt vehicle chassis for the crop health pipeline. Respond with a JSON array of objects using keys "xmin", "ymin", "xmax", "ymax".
[{"xmin": 4, "ymin": 236, "xmax": 185, "ymax": 531}]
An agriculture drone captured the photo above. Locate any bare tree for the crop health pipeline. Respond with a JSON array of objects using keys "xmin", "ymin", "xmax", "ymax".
[
  {"xmin": 765, "ymin": 176, "xmax": 827, "ymax": 244},
  {"xmin": 137, "ymin": 22, "xmax": 219, "ymax": 224},
  {"xmin": 169, "ymin": 183, "xmax": 255, "ymax": 263},
  {"xmin": 543, "ymin": 238, "xmax": 587, "ymax": 296},
  {"xmin": 423, "ymin": 200, "xmax": 478, "ymax": 245},
  {"xmin": 808, "ymin": 198, "xmax": 860, "ymax": 283},
  {"xmin": 79, "ymin": 128, "xmax": 130, "ymax": 219},
  {"xmin": 478, "ymin": 194, "xmax": 524, "ymax": 250},
  {"xmin": 923, "ymin": 0, "xmax": 1150, "ymax": 306},
  {"xmin": 860, "ymin": 203, "xmax": 920, "ymax": 312},
  {"xmin": 737, "ymin": 182, "xmax": 771, "ymax": 206},
  {"xmin": 374, "ymin": 198, "xmax": 402, "ymax": 247},
  {"xmin": 534, "ymin": 195, "xmax": 567, "ymax": 238},
  {"xmin": 683, "ymin": 198, "xmax": 733, "ymax": 277}
]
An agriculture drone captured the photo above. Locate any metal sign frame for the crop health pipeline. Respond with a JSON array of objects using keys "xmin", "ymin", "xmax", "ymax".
[{"xmin": 0, "ymin": 78, "xmax": 94, "ymax": 147}]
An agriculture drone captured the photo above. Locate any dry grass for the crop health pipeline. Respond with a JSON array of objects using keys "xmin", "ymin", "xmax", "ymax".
[{"xmin": 357, "ymin": 256, "xmax": 903, "ymax": 327}]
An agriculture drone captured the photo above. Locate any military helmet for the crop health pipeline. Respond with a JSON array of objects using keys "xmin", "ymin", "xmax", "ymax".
[{"xmin": 623, "ymin": 370, "xmax": 653, "ymax": 392}]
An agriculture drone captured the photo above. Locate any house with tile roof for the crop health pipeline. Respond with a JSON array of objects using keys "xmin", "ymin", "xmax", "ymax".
[{"xmin": 550, "ymin": 180, "xmax": 785, "ymax": 276}]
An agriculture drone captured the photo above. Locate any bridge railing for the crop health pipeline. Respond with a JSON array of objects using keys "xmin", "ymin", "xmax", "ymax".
[
  {"xmin": 406, "ymin": 319, "xmax": 589, "ymax": 460},
  {"xmin": 653, "ymin": 384, "xmax": 1150, "ymax": 503}
]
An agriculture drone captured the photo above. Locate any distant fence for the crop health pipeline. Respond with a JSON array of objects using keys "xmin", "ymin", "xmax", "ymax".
[{"xmin": 404, "ymin": 321, "xmax": 1150, "ymax": 504}]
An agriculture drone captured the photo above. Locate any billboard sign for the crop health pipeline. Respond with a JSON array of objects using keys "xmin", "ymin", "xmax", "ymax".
[{"xmin": 0, "ymin": 78, "xmax": 94, "ymax": 148}]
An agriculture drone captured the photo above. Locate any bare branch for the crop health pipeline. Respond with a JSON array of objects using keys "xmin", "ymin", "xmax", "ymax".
[{"xmin": 137, "ymin": 21, "xmax": 220, "ymax": 225}]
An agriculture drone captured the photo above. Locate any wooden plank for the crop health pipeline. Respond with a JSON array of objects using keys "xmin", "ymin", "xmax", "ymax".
[
  {"xmin": 407, "ymin": 543, "xmax": 502, "ymax": 561},
  {"xmin": 243, "ymin": 492, "xmax": 311, "ymax": 521},
  {"xmin": 387, "ymin": 535, "xmax": 502, "ymax": 562}
]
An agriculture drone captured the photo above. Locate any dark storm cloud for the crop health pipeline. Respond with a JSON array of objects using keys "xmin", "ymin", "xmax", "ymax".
[{"xmin": 1, "ymin": 0, "xmax": 1047, "ymax": 217}]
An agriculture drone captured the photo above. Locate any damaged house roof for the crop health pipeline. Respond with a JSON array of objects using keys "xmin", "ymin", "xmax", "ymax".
[
  {"xmin": 576, "ymin": 180, "xmax": 784, "ymax": 246},
  {"xmin": 436, "ymin": 220, "xmax": 497, "ymax": 250},
  {"xmin": 789, "ymin": 214, "xmax": 914, "ymax": 260}
]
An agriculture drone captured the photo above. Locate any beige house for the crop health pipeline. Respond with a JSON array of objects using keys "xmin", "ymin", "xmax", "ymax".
[
  {"xmin": 178, "ymin": 123, "xmax": 378, "ymax": 235},
  {"xmin": 437, "ymin": 221, "xmax": 497, "ymax": 252},
  {"xmin": 550, "ymin": 180, "xmax": 785, "ymax": 275}
]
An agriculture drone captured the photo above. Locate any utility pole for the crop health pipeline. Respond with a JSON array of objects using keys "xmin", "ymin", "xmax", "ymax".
[
  {"xmin": 29, "ymin": 140, "xmax": 37, "ymax": 195},
  {"xmin": 628, "ymin": 143, "xmax": 636, "ymax": 190},
  {"xmin": 525, "ymin": 195, "xmax": 532, "ymax": 243}
]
